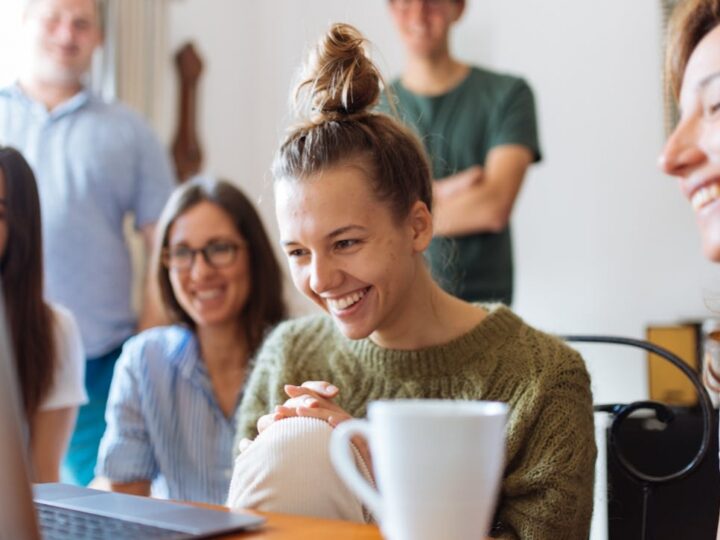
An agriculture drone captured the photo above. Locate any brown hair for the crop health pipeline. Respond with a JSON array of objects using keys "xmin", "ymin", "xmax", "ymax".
[
  {"xmin": 665, "ymin": 0, "xmax": 720, "ymax": 101},
  {"xmin": 0, "ymin": 147, "xmax": 56, "ymax": 419},
  {"xmin": 155, "ymin": 177, "xmax": 286, "ymax": 356},
  {"xmin": 272, "ymin": 23, "xmax": 433, "ymax": 222}
]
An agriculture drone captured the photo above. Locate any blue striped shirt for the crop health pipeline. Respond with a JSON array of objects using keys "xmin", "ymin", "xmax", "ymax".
[{"xmin": 97, "ymin": 326, "xmax": 239, "ymax": 504}]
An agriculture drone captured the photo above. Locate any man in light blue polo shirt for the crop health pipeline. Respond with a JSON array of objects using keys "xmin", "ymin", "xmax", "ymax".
[{"xmin": 0, "ymin": 0, "xmax": 175, "ymax": 485}]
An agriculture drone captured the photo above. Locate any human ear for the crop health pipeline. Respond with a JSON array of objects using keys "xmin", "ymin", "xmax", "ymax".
[
  {"xmin": 451, "ymin": 0, "xmax": 466, "ymax": 23},
  {"xmin": 408, "ymin": 200, "xmax": 433, "ymax": 253}
]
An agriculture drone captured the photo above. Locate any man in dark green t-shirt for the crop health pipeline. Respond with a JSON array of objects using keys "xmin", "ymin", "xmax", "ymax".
[{"xmin": 382, "ymin": 0, "xmax": 541, "ymax": 305}]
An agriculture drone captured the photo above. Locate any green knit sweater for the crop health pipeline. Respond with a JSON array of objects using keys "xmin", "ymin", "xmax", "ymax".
[{"xmin": 236, "ymin": 305, "xmax": 596, "ymax": 540}]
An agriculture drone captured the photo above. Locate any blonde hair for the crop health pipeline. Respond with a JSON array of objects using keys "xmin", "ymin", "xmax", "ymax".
[
  {"xmin": 665, "ymin": 0, "xmax": 720, "ymax": 100},
  {"xmin": 272, "ymin": 23, "xmax": 433, "ymax": 222}
]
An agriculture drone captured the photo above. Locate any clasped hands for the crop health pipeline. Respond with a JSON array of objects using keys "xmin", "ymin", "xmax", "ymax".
[
  {"xmin": 239, "ymin": 381, "xmax": 371, "ymax": 468},
  {"xmin": 260, "ymin": 381, "xmax": 351, "ymax": 431}
]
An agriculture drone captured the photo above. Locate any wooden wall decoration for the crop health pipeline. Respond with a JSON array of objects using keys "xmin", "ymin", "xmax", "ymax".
[{"xmin": 172, "ymin": 42, "xmax": 203, "ymax": 182}]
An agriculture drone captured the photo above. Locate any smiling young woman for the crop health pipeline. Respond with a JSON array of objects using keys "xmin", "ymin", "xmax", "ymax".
[
  {"xmin": 660, "ymin": 1, "xmax": 720, "ymax": 537},
  {"xmin": 95, "ymin": 177, "xmax": 286, "ymax": 504},
  {"xmin": 662, "ymin": 0, "xmax": 720, "ymax": 261},
  {"xmin": 227, "ymin": 23, "xmax": 596, "ymax": 540}
]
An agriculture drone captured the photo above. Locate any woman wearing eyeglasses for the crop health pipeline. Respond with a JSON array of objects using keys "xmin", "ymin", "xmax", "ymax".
[{"xmin": 96, "ymin": 177, "xmax": 286, "ymax": 504}]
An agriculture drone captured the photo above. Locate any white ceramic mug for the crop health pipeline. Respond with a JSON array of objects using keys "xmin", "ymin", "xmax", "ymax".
[{"xmin": 330, "ymin": 399, "xmax": 508, "ymax": 540}]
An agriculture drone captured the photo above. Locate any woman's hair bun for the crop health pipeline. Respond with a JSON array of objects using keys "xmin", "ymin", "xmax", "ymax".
[{"xmin": 295, "ymin": 23, "xmax": 382, "ymax": 123}]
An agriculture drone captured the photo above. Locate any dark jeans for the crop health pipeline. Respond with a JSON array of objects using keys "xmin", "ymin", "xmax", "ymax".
[{"xmin": 60, "ymin": 343, "xmax": 124, "ymax": 486}]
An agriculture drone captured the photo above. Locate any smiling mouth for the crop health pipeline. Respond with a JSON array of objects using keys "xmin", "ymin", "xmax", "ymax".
[
  {"xmin": 326, "ymin": 287, "xmax": 371, "ymax": 312},
  {"xmin": 48, "ymin": 43, "xmax": 78, "ymax": 55},
  {"xmin": 691, "ymin": 181, "xmax": 720, "ymax": 211},
  {"xmin": 194, "ymin": 288, "xmax": 223, "ymax": 301}
]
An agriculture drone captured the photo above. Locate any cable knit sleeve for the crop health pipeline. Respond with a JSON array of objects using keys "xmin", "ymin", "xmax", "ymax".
[
  {"xmin": 234, "ymin": 321, "xmax": 296, "ymax": 451},
  {"xmin": 494, "ymin": 338, "xmax": 596, "ymax": 540},
  {"xmin": 234, "ymin": 315, "xmax": 345, "ymax": 455}
]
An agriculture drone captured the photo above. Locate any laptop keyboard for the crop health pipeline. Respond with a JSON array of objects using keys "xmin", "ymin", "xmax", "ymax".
[{"xmin": 37, "ymin": 503, "xmax": 192, "ymax": 540}]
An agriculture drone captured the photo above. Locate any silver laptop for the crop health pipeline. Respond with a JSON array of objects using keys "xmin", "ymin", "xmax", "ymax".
[{"xmin": 0, "ymin": 290, "xmax": 264, "ymax": 539}]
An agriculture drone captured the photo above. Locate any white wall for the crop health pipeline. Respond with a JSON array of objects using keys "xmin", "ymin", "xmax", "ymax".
[
  {"xmin": 165, "ymin": 0, "xmax": 720, "ymax": 404},
  {"xmin": 0, "ymin": 0, "xmax": 26, "ymax": 87}
]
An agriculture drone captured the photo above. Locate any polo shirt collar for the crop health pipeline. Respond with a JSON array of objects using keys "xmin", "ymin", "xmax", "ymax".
[
  {"xmin": 9, "ymin": 82, "xmax": 92, "ymax": 119},
  {"xmin": 53, "ymin": 89, "xmax": 91, "ymax": 117}
]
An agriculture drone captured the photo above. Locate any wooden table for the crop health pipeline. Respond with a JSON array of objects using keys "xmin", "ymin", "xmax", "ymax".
[{"xmin": 205, "ymin": 506, "xmax": 383, "ymax": 539}]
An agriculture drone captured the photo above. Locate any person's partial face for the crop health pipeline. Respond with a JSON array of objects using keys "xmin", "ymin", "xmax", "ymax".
[
  {"xmin": 23, "ymin": 0, "xmax": 102, "ymax": 86},
  {"xmin": 0, "ymin": 170, "xmax": 7, "ymax": 260},
  {"xmin": 275, "ymin": 165, "xmax": 430, "ymax": 341},
  {"xmin": 388, "ymin": 0, "xmax": 464, "ymax": 59},
  {"xmin": 661, "ymin": 25, "xmax": 720, "ymax": 262},
  {"xmin": 166, "ymin": 201, "xmax": 251, "ymax": 330}
]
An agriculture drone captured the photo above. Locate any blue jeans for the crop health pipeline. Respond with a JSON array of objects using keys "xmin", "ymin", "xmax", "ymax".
[{"xmin": 60, "ymin": 343, "xmax": 124, "ymax": 486}]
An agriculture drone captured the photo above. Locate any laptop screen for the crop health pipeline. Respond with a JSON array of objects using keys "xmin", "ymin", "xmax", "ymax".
[{"xmin": 0, "ymin": 287, "xmax": 42, "ymax": 540}]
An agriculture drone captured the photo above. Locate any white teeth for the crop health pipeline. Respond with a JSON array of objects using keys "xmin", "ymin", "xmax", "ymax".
[
  {"xmin": 327, "ymin": 289, "xmax": 367, "ymax": 311},
  {"xmin": 196, "ymin": 289, "xmax": 222, "ymax": 300},
  {"xmin": 692, "ymin": 183, "xmax": 720, "ymax": 211}
]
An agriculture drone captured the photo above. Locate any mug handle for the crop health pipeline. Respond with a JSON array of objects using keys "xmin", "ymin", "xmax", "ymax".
[{"xmin": 330, "ymin": 419, "xmax": 383, "ymax": 520}]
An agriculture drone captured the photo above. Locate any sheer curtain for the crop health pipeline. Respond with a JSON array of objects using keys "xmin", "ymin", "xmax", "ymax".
[
  {"xmin": 659, "ymin": 0, "xmax": 681, "ymax": 135},
  {"xmin": 91, "ymin": 0, "xmax": 174, "ymax": 315},
  {"xmin": 93, "ymin": 0, "xmax": 170, "ymax": 132}
]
